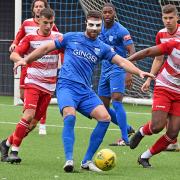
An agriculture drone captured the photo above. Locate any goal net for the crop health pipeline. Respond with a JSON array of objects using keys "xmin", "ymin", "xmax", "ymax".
[{"xmin": 14, "ymin": 0, "xmax": 180, "ymax": 105}]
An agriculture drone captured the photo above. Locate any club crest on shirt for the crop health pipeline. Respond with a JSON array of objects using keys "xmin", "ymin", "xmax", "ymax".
[
  {"xmin": 109, "ymin": 35, "xmax": 113, "ymax": 42},
  {"xmin": 94, "ymin": 48, "xmax": 100, "ymax": 56}
]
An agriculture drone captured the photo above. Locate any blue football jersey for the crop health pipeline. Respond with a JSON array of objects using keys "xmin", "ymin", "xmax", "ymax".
[
  {"xmin": 55, "ymin": 32, "xmax": 116, "ymax": 87},
  {"xmin": 99, "ymin": 21, "xmax": 133, "ymax": 74}
]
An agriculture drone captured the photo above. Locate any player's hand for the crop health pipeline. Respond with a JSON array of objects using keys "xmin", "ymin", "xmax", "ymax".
[
  {"xmin": 139, "ymin": 71, "xmax": 155, "ymax": 80},
  {"xmin": 141, "ymin": 78, "xmax": 152, "ymax": 92},
  {"xmin": 125, "ymin": 73, "xmax": 133, "ymax": 89},
  {"xmin": 13, "ymin": 60, "xmax": 26, "ymax": 74},
  {"xmin": 9, "ymin": 44, "xmax": 17, "ymax": 53}
]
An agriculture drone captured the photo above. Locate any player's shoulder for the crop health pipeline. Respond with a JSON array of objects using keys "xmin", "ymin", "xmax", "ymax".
[
  {"xmin": 158, "ymin": 27, "xmax": 168, "ymax": 33},
  {"xmin": 51, "ymin": 31, "xmax": 63, "ymax": 36},
  {"xmin": 22, "ymin": 18, "xmax": 34, "ymax": 24}
]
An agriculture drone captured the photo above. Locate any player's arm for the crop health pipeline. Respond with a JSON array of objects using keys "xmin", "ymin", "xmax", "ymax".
[
  {"xmin": 127, "ymin": 45, "xmax": 163, "ymax": 62},
  {"xmin": 24, "ymin": 41, "xmax": 56, "ymax": 64},
  {"xmin": 125, "ymin": 43, "xmax": 136, "ymax": 89},
  {"xmin": 9, "ymin": 23, "xmax": 26, "ymax": 52},
  {"xmin": 112, "ymin": 54, "xmax": 155, "ymax": 79},
  {"xmin": 10, "ymin": 36, "xmax": 30, "ymax": 63}
]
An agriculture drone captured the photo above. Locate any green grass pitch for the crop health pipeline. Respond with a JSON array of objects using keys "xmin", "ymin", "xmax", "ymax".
[{"xmin": 0, "ymin": 96, "xmax": 179, "ymax": 180}]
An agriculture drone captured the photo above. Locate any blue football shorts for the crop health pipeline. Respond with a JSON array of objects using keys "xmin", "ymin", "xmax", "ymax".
[
  {"xmin": 56, "ymin": 79, "xmax": 103, "ymax": 118},
  {"xmin": 98, "ymin": 71, "xmax": 126, "ymax": 97}
]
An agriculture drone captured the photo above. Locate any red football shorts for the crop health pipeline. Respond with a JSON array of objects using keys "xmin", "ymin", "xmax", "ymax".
[
  {"xmin": 24, "ymin": 87, "xmax": 52, "ymax": 121},
  {"xmin": 20, "ymin": 66, "xmax": 27, "ymax": 89},
  {"xmin": 152, "ymin": 87, "xmax": 180, "ymax": 116}
]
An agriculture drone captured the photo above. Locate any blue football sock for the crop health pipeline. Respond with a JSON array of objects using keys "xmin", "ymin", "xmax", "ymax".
[
  {"xmin": 62, "ymin": 115, "xmax": 76, "ymax": 161},
  {"xmin": 112, "ymin": 100, "xmax": 129, "ymax": 143},
  {"xmin": 82, "ymin": 121, "xmax": 110, "ymax": 163},
  {"xmin": 107, "ymin": 108, "xmax": 118, "ymax": 125}
]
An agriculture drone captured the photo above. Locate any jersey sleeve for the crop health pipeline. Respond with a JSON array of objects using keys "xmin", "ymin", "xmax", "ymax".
[
  {"xmin": 14, "ymin": 35, "xmax": 30, "ymax": 56},
  {"xmin": 155, "ymin": 32, "xmax": 161, "ymax": 45},
  {"xmin": 12, "ymin": 22, "xmax": 26, "ymax": 45},
  {"xmin": 54, "ymin": 33, "xmax": 68, "ymax": 49},
  {"xmin": 118, "ymin": 26, "xmax": 133, "ymax": 46},
  {"xmin": 157, "ymin": 40, "xmax": 176, "ymax": 55}
]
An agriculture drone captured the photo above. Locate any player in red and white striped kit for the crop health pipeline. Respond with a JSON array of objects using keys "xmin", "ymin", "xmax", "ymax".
[
  {"xmin": 142, "ymin": 4, "xmax": 180, "ymax": 152},
  {"xmin": 0, "ymin": 8, "xmax": 63, "ymax": 163},
  {"xmin": 128, "ymin": 37, "xmax": 180, "ymax": 167},
  {"xmin": 9, "ymin": 0, "xmax": 59, "ymax": 135}
]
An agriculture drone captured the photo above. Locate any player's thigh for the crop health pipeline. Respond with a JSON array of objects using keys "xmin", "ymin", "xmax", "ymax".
[
  {"xmin": 110, "ymin": 72, "xmax": 126, "ymax": 95},
  {"xmin": 169, "ymin": 91, "xmax": 180, "ymax": 116},
  {"xmin": 151, "ymin": 110, "xmax": 168, "ymax": 131},
  {"xmin": 78, "ymin": 91, "xmax": 108, "ymax": 120},
  {"xmin": 23, "ymin": 88, "xmax": 41, "ymax": 120},
  {"xmin": 35, "ymin": 92, "xmax": 51, "ymax": 121},
  {"xmin": 56, "ymin": 86, "xmax": 78, "ymax": 114}
]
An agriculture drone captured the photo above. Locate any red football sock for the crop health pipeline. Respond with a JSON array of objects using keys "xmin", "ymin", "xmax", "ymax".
[
  {"xmin": 39, "ymin": 114, "xmax": 46, "ymax": 124},
  {"xmin": 150, "ymin": 134, "xmax": 176, "ymax": 155},
  {"xmin": 7, "ymin": 133, "xmax": 14, "ymax": 145},
  {"xmin": 142, "ymin": 121, "xmax": 153, "ymax": 135},
  {"xmin": 12, "ymin": 118, "xmax": 30, "ymax": 147}
]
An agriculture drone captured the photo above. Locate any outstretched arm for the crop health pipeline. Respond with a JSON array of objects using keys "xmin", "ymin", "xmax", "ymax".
[
  {"xmin": 127, "ymin": 46, "xmax": 163, "ymax": 62},
  {"xmin": 112, "ymin": 55, "xmax": 155, "ymax": 79},
  {"xmin": 24, "ymin": 41, "xmax": 57, "ymax": 63}
]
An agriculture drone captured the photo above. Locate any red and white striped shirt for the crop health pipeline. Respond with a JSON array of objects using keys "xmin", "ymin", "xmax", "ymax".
[
  {"xmin": 156, "ymin": 39, "xmax": 180, "ymax": 93},
  {"xmin": 15, "ymin": 30, "xmax": 63, "ymax": 94},
  {"xmin": 13, "ymin": 18, "xmax": 59, "ymax": 45},
  {"xmin": 156, "ymin": 24, "xmax": 180, "ymax": 45}
]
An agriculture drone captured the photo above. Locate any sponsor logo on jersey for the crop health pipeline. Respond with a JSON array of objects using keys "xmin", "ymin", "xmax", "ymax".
[
  {"xmin": 155, "ymin": 105, "xmax": 165, "ymax": 109},
  {"xmin": 73, "ymin": 49, "xmax": 97, "ymax": 63}
]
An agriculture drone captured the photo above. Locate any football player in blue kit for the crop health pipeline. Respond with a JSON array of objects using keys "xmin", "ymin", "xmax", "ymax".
[
  {"xmin": 14, "ymin": 10, "xmax": 154, "ymax": 173},
  {"xmin": 98, "ymin": 3, "xmax": 136, "ymax": 146}
]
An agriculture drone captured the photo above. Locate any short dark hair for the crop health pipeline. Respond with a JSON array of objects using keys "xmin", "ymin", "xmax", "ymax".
[
  {"xmin": 162, "ymin": 4, "xmax": 178, "ymax": 15},
  {"xmin": 31, "ymin": 0, "xmax": 49, "ymax": 17},
  {"xmin": 86, "ymin": 10, "xmax": 102, "ymax": 20},
  {"xmin": 102, "ymin": 3, "xmax": 116, "ymax": 11},
  {"xmin": 39, "ymin": 8, "xmax": 55, "ymax": 19}
]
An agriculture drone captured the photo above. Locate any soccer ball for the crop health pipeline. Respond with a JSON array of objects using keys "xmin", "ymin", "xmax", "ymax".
[{"xmin": 94, "ymin": 148, "xmax": 117, "ymax": 171}]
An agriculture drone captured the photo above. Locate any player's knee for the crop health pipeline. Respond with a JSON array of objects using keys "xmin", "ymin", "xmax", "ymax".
[
  {"xmin": 100, "ymin": 113, "xmax": 111, "ymax": 121},
  {"xmin": 151, "ymin": 123, "xmax": 163, "ymax": 134}
]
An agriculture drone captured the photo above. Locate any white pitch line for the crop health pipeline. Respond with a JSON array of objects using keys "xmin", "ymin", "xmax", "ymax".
[
  {"xmin": 0, "ymin": 121, "xmax": 120, "ymax": 131},
  {"xmin": 0, "ymin": 103, "xmax": 151, "ymax": 115}
]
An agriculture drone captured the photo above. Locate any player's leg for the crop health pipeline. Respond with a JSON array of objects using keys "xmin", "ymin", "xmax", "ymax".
[
  {"xmin": 2, "ymin": 88, "xmax": 40, "ymax": 163},
  {"xmin": 19, "ymin": 66, "xmax": 27, "ymax": 102},
  {"xmin": 130, "ymin": 87, "xmax": 170, "ymax": 149},
  {"xmin": 80, "ymin": 93, "xmax": 110, "ymax": 172},
  {"xmin": 110, "ymin": 72, "xmax": 131, "ymax": 145},
  {"xmin": 39, "ymin": 113, "xmax": 47, "ymax": 135},
  {"xmin": 56, "ymin": 82, "xmax": 77, "ymax": 172},
  {"xmin": 138, "ymin": 114, "xmax": 180, "ymax": 168}
]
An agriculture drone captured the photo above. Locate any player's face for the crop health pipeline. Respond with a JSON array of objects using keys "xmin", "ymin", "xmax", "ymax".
[
  {"xmin": 39, "ymin": 16, "xmax": 55, "ymax": 35},
  {"xmin": 102, "ymin": 6, "xmax": 115, "ymax": 25},
  {"xmin": 162, "ymin": 12, "xmax": 179, "ymax": 32},
  {"xmin": 33, "ymin": 1, "xmax": 46, "ymax": 18},
  {"xmin": 86, "ymin": 18, "xmax": 102, "ymax": 39}
]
